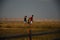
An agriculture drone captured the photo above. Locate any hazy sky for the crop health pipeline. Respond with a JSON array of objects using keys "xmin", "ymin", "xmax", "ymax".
[{"xmin": 0, "ymin": 0, "xmax": 60, "ymax": 19}]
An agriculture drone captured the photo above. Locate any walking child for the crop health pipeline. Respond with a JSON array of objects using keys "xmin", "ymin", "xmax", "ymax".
[{"xmin": 24, "ymin": 16, "xmax": 27, "ymax": 23}]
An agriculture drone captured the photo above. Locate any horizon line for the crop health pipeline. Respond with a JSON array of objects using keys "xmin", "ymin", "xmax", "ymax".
[{"xmin": 0, "ymin": 18, "xmax": 60, "ymax": 22}]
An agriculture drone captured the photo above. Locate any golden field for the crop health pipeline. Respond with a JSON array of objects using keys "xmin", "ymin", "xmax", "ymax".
[{"xmin": 0, "ymin": 21, "xmax": 60, "ymax": 40}]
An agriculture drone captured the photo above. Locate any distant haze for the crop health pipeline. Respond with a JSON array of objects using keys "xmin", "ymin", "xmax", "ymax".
[{"xmin": 0, "ymin": 0, "xmax": 60, "ymax": 19}]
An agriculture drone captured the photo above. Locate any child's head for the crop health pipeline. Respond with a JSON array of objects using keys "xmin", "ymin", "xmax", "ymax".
[
  {"xmin": 32, "ymin": 15, "xmax": 34, "ymax": 17},
  {"xmin": 25, "ymin": 16, "xmax": 27, "ymax": 18}
]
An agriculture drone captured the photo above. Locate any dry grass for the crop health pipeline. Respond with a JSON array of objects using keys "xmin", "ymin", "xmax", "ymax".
[
  {"xmin": 0, "ymin": 21, "xmax": 60, "ymax": 40},
  {"xmin": 0, "ymin": 21, "xmax": 60, "ymax": 28}
]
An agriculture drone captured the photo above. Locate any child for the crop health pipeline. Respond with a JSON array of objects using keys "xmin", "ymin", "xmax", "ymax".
[
  {"xmin": 30, "ymin": 15, "xmax": 34, "ymax": 24},
  {"xmin": 28, "ymin": 15, "xmax": 34, "ymax": 24},
  {"xmin": 24, "ymin": 16, "xmax": 27, "ymax": 23}
]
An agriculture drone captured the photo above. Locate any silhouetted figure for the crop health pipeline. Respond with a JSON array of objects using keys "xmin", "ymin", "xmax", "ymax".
[
  {"xmin": 28, "ymin": 15, "xmax": 34, "ymax": 24},
  {"xmin": 24, "ymin": 16, "xmax": 27, "ymax": 23},
  {"xmin": 30, "ymin": 15, "xmax": 34, "ymax": 24}
]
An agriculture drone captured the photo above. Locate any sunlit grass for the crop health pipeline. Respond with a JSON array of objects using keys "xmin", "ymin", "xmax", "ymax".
[{"xmin": 0, "ymin": 21, "xmax": 60, "ymax": 40}]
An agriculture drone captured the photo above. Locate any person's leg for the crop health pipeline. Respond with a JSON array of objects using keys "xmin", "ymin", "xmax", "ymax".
[
  {"xmin": 30, "ymin": 21, "xmax": 32, "ymax": 24},
  {"xmin": 24, "ymin": 21, "xmax": 26, "ymax": 23}
]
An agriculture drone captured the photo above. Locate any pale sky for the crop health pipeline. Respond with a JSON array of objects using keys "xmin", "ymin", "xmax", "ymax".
[{"xmin": 0, "ymin": 0, "xmax": 60, "ymax": 19}]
